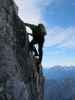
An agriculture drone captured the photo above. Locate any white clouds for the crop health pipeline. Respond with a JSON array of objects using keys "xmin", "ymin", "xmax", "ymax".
[
  {"xmin": 14, "ymin": 0, "xmax": 42, "ymax": 24},
  {"xmin": 44, "ymin": 26, "xmax": 75, "ymax": 48},
  {"xmin": 14, "ymin": 0, "xmax": 75, "ymax": 49},
  {"xmin": 14, "ymin": 0, "xmax": 55, "ymax": 24}
]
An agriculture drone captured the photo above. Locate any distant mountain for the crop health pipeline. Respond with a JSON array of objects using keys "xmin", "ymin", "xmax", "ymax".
[
  {"xmin": 44, "ymin": 78, "xmax": 75, "ymax": 100},
  {"xmin": 43, "ymin": 65, "xmax": 75, "ymax": 80},
  {"xmin": 44, "ymin": 66, "xmax": 75, "ymax": 100}
]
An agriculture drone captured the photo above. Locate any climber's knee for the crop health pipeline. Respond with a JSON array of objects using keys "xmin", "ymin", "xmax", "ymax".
[{"xmin": 33, "ymin": 57, "xmax": 41, "ymax": 74}]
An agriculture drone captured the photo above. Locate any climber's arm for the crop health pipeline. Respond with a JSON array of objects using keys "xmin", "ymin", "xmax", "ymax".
[
  {"xmin": 24, "ymin": 23, "xmax": 37, "ymax": 30},
  {"xmin": 38, "ymin": 37, "xmax": 44, "ymax": 63}
]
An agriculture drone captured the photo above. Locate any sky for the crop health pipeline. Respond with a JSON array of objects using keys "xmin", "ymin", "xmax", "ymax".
[{"xmin": 14, "ymin": 0, "xmax": 75, "ymax": 68}]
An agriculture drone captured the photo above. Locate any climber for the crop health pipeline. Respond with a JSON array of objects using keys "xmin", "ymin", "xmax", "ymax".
[{"xmin": 24, "ymin": 23, "xmax": 47, "ymax": 64}]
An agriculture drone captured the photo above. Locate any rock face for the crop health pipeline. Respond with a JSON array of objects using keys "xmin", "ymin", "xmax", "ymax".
[{"xmin": 0, "ymin": 0, "xmax": 44, "ymax": 100}]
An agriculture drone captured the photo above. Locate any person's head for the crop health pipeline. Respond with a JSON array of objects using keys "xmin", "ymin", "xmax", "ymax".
[{"xmin": 38, "ymin": 23, "xmax": 47, "ymax": 36}]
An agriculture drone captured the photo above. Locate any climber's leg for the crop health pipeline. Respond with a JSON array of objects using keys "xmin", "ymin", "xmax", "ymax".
[
  {"xmin": 38, "ymin": 37, "xmax": 44, "ymax": 63},
  {"xmin": 29, "ymin": 40, "xmax": 39, "ymax": 56}
]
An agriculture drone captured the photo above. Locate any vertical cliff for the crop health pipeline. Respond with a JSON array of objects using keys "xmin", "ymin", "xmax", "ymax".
[{"xmin": 0, "ymin": 0, "xmax": 44, "ymax": 100}]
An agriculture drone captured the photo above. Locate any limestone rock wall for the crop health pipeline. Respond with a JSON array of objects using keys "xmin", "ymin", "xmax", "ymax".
[{"xmin": 0, "ymin": 0, "xmax": 44, "ymax": 100}]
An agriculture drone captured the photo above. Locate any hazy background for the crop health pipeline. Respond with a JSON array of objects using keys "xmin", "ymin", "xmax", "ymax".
[
  {"xmin": 14, "ymin": 1, "xmax": 75, "ymax": 100},
  {"xmin": 14, "ymin": 0, "xmax": 75, "ymax": 68}
]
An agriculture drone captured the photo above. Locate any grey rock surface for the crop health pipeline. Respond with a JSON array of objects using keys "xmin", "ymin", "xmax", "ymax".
[{"xmin": 0, "ymin": 0, "xmax": 44, "ymax": 100}]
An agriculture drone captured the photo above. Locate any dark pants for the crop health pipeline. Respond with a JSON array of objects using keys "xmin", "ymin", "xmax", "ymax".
[
  {"xmin": 29, "ymin": 40, "xmax": 38, "ymax": 56},
  {"xmin": 29, "ymin": 37, "xmax": 44, "ymax": 63}
]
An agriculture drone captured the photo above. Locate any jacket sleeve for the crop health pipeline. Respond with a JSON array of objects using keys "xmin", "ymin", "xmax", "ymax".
[{"xmin": 24, "ymin": 23, "xmax": 37, "ymax": 30}]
